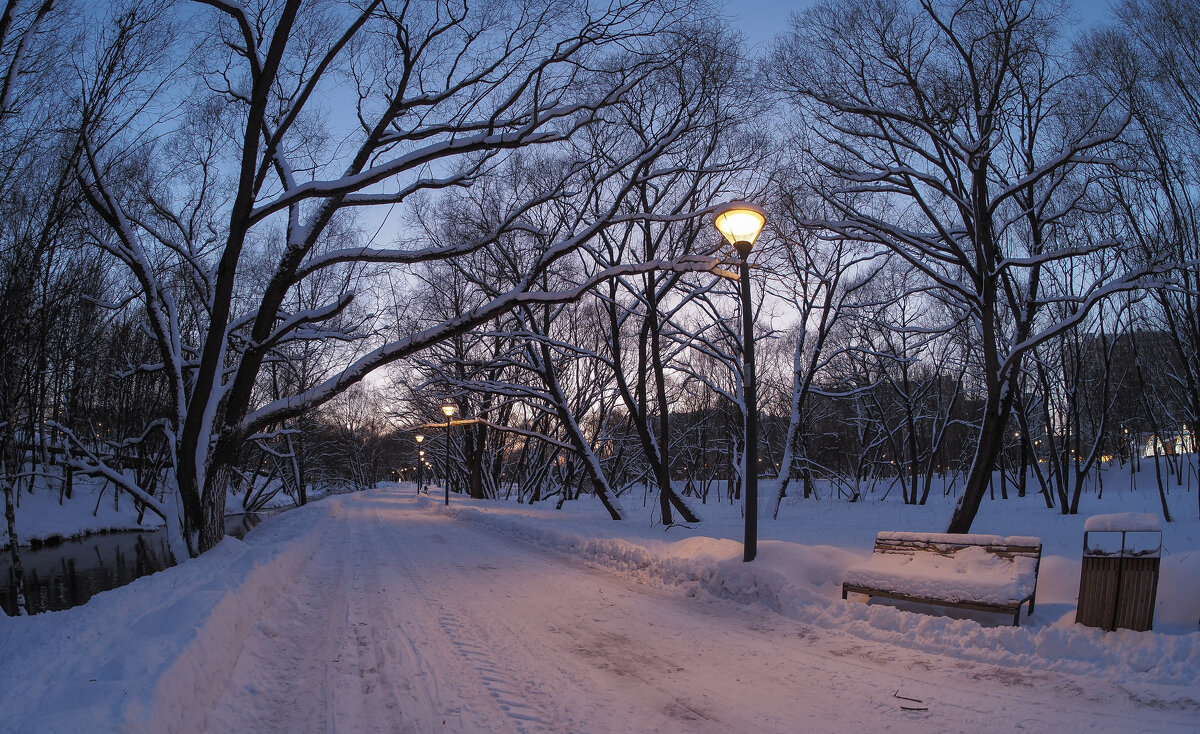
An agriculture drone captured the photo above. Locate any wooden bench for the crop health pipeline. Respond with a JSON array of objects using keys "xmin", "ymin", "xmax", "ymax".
[{"xmin": 841, "ymin": 532, "xmax": 1043, "ymax": 627}]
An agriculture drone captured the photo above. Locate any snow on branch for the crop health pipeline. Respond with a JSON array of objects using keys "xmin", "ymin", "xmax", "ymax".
[
  {"xmin": 47, "ymin": 421, "xmax": 170, "ymax": 524},
  {"xmin": 241, "ymin": 255, "xmax": 723, "ymax": 433},
  {"xmin": 1000, "ymin": 266, "xmax": 1173, "ymax": 377},
  {"xmin": 253, "ymin": 124, "xmax": 574, "ymax": 225},
  {"xmin": 255, "ymin": 293, "xmax": 357, "ymax": 351}
]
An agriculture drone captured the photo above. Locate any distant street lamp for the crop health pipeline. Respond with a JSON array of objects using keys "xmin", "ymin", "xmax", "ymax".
[
  {"xmin": 714, "ymin": 201, "xmax": 766, "ymax": 563},
  {"xmin": 442, "ymin": 404, "xmax": 457, "ymax": 506},
  {"xmin": 415, "ymin": 434, "xmax": 425, "ymax": 494}
]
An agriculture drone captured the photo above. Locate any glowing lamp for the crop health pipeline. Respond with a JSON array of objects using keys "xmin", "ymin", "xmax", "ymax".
[{"xmin": 713, "ymin": 201, "xmax": 766, "ymax": 251}]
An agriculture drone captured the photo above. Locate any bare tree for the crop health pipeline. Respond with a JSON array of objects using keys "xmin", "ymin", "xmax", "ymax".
[
  {"xmin": 765, "ymin": 174, "xmax": 885, "ymax": 513},
  {"xmin": 0, "ymin": 0, "xmax": 77, "ymax": 614},
  {"xmin": 68, "ymin": 0, "xmax": 721, "ymax": 555},
  {"xmin": 1089, "ymin": 1, "xmax": 1200, "ymax": 463},
  {"xmin": 588, "ymin": 24, "xmax": 765, "ymax": 526},
  {"xmin": 769, "ymin": 0, "xmax": 1151, "ymax": 532}
]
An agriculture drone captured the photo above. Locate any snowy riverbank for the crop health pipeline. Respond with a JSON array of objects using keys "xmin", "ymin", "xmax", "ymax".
[
  {"xmin": 2, "ymin": 480, "xmax": 165, "ymax": 549},
  {"xmin": 1, "ymin": 477, "xmax": 333, "ymax": 550}
]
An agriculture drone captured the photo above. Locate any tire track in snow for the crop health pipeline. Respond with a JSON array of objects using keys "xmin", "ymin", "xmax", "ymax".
[
  {"xmin": 325, "ymin": 518, "xmax": 414, "ymax": 733},
  {"xmin": 358, "ymin": 494, "xmax": 563, "ymax": 732},
  {"xmin": 201, "ymin": 517, "xmax": 350, "ymax": 734},
  {"xmin": 435, "ymin": 610, "xmax": 551, "ymax": 732},
  {"xmin": 202, "ymin": 496, "xmax": 457, "ymax": 734},
  {"xmin": 346, "ymin": 497, "xmax": 463, "ymax": 732}
]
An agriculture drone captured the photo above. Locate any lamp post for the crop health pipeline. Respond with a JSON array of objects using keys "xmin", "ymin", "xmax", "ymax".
[
  {"xmin": 415, "ymin": 434, "xmax": 425, "ymax": 494},
  {"xmin": 442, "ymin": 404, "xmax": 457, "ymax": 505},
  {"xmin": 714, "ymin": 201, "xmax": 766, "ymax": 563},
  {"xmin": 1124, "ymin": 426, "xmax": 1134, "ymax": 491}
]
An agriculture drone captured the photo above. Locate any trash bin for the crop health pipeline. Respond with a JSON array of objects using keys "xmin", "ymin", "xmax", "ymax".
[{"xmin": 1076, "ymin": 513, "xmax": 1162, "ymax": 631}]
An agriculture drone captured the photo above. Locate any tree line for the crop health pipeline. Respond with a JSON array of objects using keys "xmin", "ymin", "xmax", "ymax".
[{"xmin": 2, "ymin": 0, "xmax": 1198, "ymax": 572}]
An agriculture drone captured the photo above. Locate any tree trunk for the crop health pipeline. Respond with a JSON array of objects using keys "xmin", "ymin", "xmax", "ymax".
[
  {"xmin": 648, "ymin": 285, "xmax": 675, "ymax": 526},
  {"xmin": 3, "ymin": 472, "xmax": 26, "ymax": 616},
  {"xmin": 773, "ymin": 340, "xmax": 805, "ymax": 518},
  {"xmin": 946, "ymin": 399, "xmax": 1009, "ymax": 533},
  {"xmin": 198, "ymin": 465, "xmax": 229, "ymax": 553},
  {"xmin": 1017, "ymin": 433, "xmax": 1028, "ymax": 498},
  {"xmin": 466, "ymin": 426, "xmax": 485, "ymax": 499},
  {"xmin": 536, "ymin": 340, "xmax": 622, "ymax": 520}
]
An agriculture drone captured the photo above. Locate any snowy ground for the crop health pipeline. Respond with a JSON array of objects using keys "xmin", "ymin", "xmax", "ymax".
[{"xmin": 1, "ymin": 475, "xmax": 1197, "ymax": 733}]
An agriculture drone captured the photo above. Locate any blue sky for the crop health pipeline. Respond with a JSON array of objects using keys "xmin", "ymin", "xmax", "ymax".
[
  {"xmin": 728, "ymin": 0, "xmax": 809, "ymax": 47},
  {"xmin": 730, "ymin": 0, "xmax": 1121, "ymax": 49}
]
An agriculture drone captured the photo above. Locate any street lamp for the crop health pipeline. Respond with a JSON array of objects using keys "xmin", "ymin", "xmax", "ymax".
[
  {"xmin": 415, "ymin": 434, "xmax": 425, "ymax": 494},
  {"xmin": 442, "ymin": 404, "xmax": 457, "ymax": 505},
  {"xmin": 714, "ymin": 201, "xmax": 766, "ymax": 563}
]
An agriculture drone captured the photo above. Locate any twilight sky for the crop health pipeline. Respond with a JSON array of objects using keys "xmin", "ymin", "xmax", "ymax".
[{"xmin": 730, "ymin": 0, "xmax": 1120, "ymax": 51}]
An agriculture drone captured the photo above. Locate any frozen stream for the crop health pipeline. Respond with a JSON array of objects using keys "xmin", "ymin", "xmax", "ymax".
[{"xmin": 1, "ymin": 513, "xmax": 267, "ymax": 615}]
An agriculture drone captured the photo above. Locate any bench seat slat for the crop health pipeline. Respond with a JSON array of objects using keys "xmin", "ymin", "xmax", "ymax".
[{"xmin": 841, "ymin": 584, "xmax": 1032, "ymax": 621}]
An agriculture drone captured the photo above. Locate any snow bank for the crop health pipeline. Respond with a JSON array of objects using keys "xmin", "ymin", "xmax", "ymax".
[
  {"xmin": 426, "ymin": 495, "xmax": 730, "ymax": 588},
  {"xmin": 0, "ymin": 499, "xmax": 332, "ymax": 734},
  {"xmin": 433, "ymin": 496, "xmax": 1200, "ymax": 698}
]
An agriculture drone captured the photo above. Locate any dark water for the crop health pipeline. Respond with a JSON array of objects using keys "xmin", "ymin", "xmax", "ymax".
[{"xmin": 0, "ymin": 513, "xmax": 270, "ymax": 616}]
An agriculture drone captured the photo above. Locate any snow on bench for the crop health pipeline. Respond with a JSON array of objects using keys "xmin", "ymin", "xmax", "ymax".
[{"xmin": 841, "ymin": 532, "xmax": 1043, "ymax": 627}]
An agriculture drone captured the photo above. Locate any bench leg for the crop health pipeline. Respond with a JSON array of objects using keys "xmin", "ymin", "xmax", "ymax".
[
  {"xmin": 1013, "ymin": 608, "xmax": 1020, "ymax": 627},
  {"xmin": 841, "ymin": 586, "xmax": 848, "ymax": 600}
]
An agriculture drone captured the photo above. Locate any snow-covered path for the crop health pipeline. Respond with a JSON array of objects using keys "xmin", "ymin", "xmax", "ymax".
[{"xmin": 196, "ymin": 491, "xmax": 1193, "ymax": 733}]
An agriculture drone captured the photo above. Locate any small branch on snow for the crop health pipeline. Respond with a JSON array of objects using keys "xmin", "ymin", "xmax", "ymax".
[{"xmin": 893, "ymin": 690, "xmax": 927, "ymax": 711}]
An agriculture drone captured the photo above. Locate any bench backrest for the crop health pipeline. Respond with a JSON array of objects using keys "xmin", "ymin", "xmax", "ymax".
[{"xmin": 872, "ymin": 532, "xmax": 1042, "ymax": 562}]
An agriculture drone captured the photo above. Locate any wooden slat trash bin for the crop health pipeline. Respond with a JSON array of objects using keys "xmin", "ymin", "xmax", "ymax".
[{"xmin": 1075, "ymin": 513, "xmax": 1162, "ymax": 632}]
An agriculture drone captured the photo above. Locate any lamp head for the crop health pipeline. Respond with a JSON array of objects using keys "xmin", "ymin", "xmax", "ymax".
[
  {"xmin": 415, "ymin": 433, "xmax": 425, "ymax": 444},
  {"xmin": 442, "ymin": 404, "xmax": 456, "ymax": 418},
  {"xmin": 713, "ymin": 201, "xmax": 766, "ymax": 255}
]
